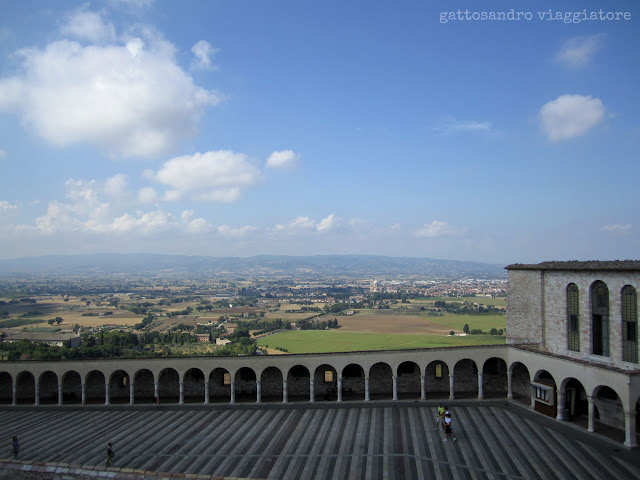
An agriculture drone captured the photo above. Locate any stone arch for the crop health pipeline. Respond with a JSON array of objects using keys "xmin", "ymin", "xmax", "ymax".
[
  {"xmin": 481, "ymin": 357, "xmax": 508, "ymax": 399},
  {"xmin": 134, "ymin": 369, "xmax": 154, "ymax": 404},
  {"xmin": 314, "ymin": 364, "xmax": 338, "ymax": 402},
  {"xmin": 209, "ymin": 368, "xmax": 231, "ymax": 403},
  {"xmin": 261, "ymin": 366, "xmax": 284, "ymax": 403},
  {"xmin": 38, "ymin": 371, "xmax": 59, "ymax": 404},
  {"xmin": 532, "ymin": 370, "xmax": 557, "ymax": 417},
  {"xmin": 61, "ymin": 370, "xmax": 82, "ymax": 404},
  {"xmin": 369, "ymin": 362, "xmax": 392, "ymax": 400},
  {"xmin": 85, "ymin": 370, "xmax": 106, "ymax": 404},
  {"xmin": 591, "ymin": 385, "xmax": 624, "ymax": 437},
  {"xmin": 109, "ymin": 369, "xmax": 130, "ymax": 404},
  {"xmin": 342, "ymin": 363, "xmax": 365, "ymax": 401},
  {"xmin": 286, "ymin": 365, "xmax": 310, "ymax": 402},
  {"xmin": 424, "ymin": 360, "xmax": 449, "ymax": 400},
  {"xmin": 16, "ymin": 371, "xmax": 35, "ymax": 405},
  {"xmin": 234, "ymin": 367, "xmax": 257, "ymax": 403},
  {"xmin": 158, "ymin": 368, "xmax": 179, "ymax": 403},
  {"xmin": 184, "ymin": 368, "xmax": 205, "ymax": 403},
  {"xmin": 509, "ymin": 361, "xmax": 530, "ymax": 405},
  {"xmin": 559, "ymin": 377, "xmax": 588, "ymax": 425},
  {"xmin": 0, "ymin": 372, "xmax": 13, "ymax": 404},
  {"xmin": 396, "ymin": 361, "xmax": 420, "ymax": 400},
  {"xmin": 453, "ymin": 359, "xmax": 478, "ymax": 399}
]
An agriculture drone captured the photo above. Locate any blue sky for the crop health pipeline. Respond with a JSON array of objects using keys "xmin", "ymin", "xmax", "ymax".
[{"xmin": 0, "ymin": 0, "xmax": 638, "ymax": 265}]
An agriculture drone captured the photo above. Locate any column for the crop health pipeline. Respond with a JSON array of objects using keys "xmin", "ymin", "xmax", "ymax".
[
  {"xmin": 587, "ymin": 396, "xmax": 594, "ymax": 432},
  {"xmin": 477, "ymin": 373, "xmax": 484, "ymax": 400},
  {"xmin": 556, "ymin": 389, "xmax": 565, "ymax": 421},
  {"xmin": 624, "ymin": 409, "xmax": 637, "ymax": 448},
  {"xmin": 154, "ymin": 382, "xmax": 159, "ymax": 405},
  {"xmin": 230, "ymin": 381, "xmax": 236, "ymax": 404},
  {"xmin": 282, "ymin": 380, "xmax": 288, "ymax": 404},
  {"xmin": 179, "ymin": 381, "xmax": 184, "ymax": 404},
  {"xmin": 392, "ymin": 375, "xmax": 398, "ymax": 401},
  {"xmin": 34, "ymin": 383, "xmax": 39, "ymax": 406},
  {"xmin": 129, "ymin": 381, "xmax": 135, "ymax": 405},
  {"xmin": 256, "ymin": 380, "xmax": 262, "ymax": 404},
  {"xmin": 12, "ymin": 383, "xmax": 17, "ymax": 406},
  {"xmin": 204, "ymin": 381, "xmax": 210, "ymax": 404},
  {"xmin": 58, "ymin": 383, "xmax": 63, "ymax": 406},
  {"xmin": 309, "ymin": 378, "xmax": 315, "ymax": 403},
  {"xmin": 507, "ymin": 371, "xmax": 513, "ymax": 400},
  {"xmin": 337, "ymin": 375, "xmax": 343, "ymax": 402},
  {"xmin": 81, "ymin": 383, "xmax": 86, "ymax": 405},
  {"xmin": 105, "ymin": 383, "xmax": 110, "ymax": 405},
  {"xmin": 365, "ymin": 377, "xmax": 370, "ymax": 402},
  {"xmin": 449, "ymin": 374, "xmax": 455, "ymax": 400},
  {"xmin": 420, "ymin": 375, "xmax": 426, "ymax": 401}
]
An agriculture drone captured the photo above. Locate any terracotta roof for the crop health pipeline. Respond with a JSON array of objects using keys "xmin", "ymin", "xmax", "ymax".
[{"xmin": 505, "ymin": 260, "xmax": 640, "ymax": 272}]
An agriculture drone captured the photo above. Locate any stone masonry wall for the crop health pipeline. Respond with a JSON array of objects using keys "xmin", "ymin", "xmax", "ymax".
[{"xmin": 506, "ymin": 270, "xmax": 543, "ymax": 345}]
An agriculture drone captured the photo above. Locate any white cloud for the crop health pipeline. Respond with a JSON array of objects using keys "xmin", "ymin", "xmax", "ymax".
[
  {"xmin": 433, "ymin": 116, "xmax": 492, "ymax": 135},
  {"xmin": 0, "ymin": 201, "xmax": 18, "ymax": 213},
  {"xmin": 275, "ymin": 214, "xmax": 340, "ymax": 234},
  {"xmin": 137, "ymin": 187, "xmax": 158, "ymax": 204},
  {"xmin": 0, "ymin": 149, "xmax": 7, "ymax": 159},
  {"xmin": 266, "ymin": 150, "xmax": 300, "ymax": 169},
  {"xmin": 555, "ymin": 34, "xmax": 606, "ymax": 69},
  {"xmin": 0, "ymin": 12, "xmax": 221, "ymax": 158},
  {"xmin": 61, "ymin": 9, "xmax": 116, "ymax": 43},
  {"xmin": 317, "ymin": 214, "xmax": 337, "ymax": 232},
  {"xmin": 539, "ymin": 95, "xmax": 605, "ymax": 142},
  {"xmin": 104, "ymin": 174, "xmax": 130, "ymax": 199},
  {"xmin": 151, "ymin": 150, "xmax": 260, "ymax": 202},
  {"xmin": 415, "ymin": 220, "xmax": 465, "ymax": 238},
  {"xmin": 181, "ymin": 210, "xmax": 210, "ymax": 233},
  {"xmin": 191, "ymin": 40, "xmax": 219, "ymax": 71},
  {"xmin": 601, "ymin": 223, "xmax": 631, "ymax": 234},
  {"xmin": 217, "ymin": 225, "xmax": 257, "ymax": 237}
]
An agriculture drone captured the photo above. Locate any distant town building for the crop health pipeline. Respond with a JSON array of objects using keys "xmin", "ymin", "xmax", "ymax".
[{"xmin": 1, "ymin": 332, "xmax": 81, "ymax": 348}]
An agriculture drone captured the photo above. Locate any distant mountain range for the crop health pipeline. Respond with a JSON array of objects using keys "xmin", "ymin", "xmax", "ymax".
[{"xmin": 0, "ymin": 254, "xmax": 506, "ymax": 278}]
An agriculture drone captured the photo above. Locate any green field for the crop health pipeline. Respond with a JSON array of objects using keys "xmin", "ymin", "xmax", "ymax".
[
  {"xmin": 257, "ymin": 330, "xmax": 506, "ymax": 354},
  {"xmin": 412, "ymin": 296, "xmax": 506, "ymax": 307},
  {"xmin": 426, "ymin": 314, "xmax": 506, "ymax": 332}
]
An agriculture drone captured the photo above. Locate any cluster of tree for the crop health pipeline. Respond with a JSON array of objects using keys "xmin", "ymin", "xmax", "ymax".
[
  {"xmin": 0, "ymin": 298, "xmax": 37, "ymax": 305},
  {"xmin": 134, "ymin": 314, "xmax": 154, "ymax": 330},
  {"xmin": 138, "ymin": 330, "xmax": 198, "ymax": 345},
  {"xmin": 46, "ymin": 317, "xmax": 64, "ymax": 325},
  {"xmin": 323, "ymin": 303, "xmax": 357, "ymax": 314},
  {"xmin": 296, "ymin": 318, "xmax": 339, "ymax": 330},
  {"xmin": 166, "ymin": 307, "xmax": 193, "ymax": 318},
  {"xmin": 286, "ymin": 306, "xmax": 321, "ymax": 313},
  {"xmin": 433, "ymin": 301, "xmax": 503, "ymax": 316}
]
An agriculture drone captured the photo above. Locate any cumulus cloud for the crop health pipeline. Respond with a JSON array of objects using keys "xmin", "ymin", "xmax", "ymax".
[
  {"xmin": 555, "ymin": 34, "xmax": 606, "ymax": 69},
  {"xmin": 539, "ymin": 95, "xmax": 605, "ymax": 142},
  {"xmin": 275, "ymin": 214, "xmax": 340, "ymax": 234},
  {"xmin": 137, "ymin": 187, "xmax": 159, "ymax": 204},
  {"xmin": 0, "ymin": 10, "xmax": 221, "ymax": 158},
  {"xmin": 433, "ymin": 116, "xmax": 492, "ymax": 135},
  {"xmin": 150, "ymin": 150, "xmax": 260, "ymax": 202},
  {"xmin": 191, "ymin": 40, "xmax": 219, "ymax": 70},
  {"xmin": 0, "ymin": 201, "xmax": 18, "ymax": 213},
  {"xmin": 217, "ymin": 224, "xmax": 258, "ymax": 237},
  {"xmin": 415, "ymin": 220, "xmax": 465, "ymax": 238},
  {"xmin": 104, "ymin": 174, "xmax": 130, "ymax": 200},
  {"xmin": 601, "ymin": 223, "xmax": 631, "ymax": 234},
  {"xmin": 266, "ymin": 150, "xmax": 300, "ymax": 169}
]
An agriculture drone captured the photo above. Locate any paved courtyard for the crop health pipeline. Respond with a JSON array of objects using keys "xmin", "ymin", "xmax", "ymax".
[{"xmin": 1, "ymin": 401, "xmax": 639, "ymax": 479}]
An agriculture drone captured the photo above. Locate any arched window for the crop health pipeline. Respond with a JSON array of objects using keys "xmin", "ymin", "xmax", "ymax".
[
  {"xmin": 590, "ymin": 281, "xmax": 609, "ymax": 357},
  {"xmin": 567, "ymin": 283, "xmax": 580, "ymax": 351},
  {"xmin": 622, "ymin": 285, "xmax": 638, "ymax": 363}
]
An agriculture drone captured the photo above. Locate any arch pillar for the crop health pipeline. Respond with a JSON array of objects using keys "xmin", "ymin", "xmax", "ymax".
[
  {"xmin": 392, "ymin": 375, "xmax": 398, "ymax": 401},
  {"xmin": 309, "ymin": 378, "xmax": 315, "ymax": 403},
  {"xmin": 58, "ymin": 383, "xmax": 63, "ymax": 405},
  {"xmin": 365, "ymin": 377, "xmax": 370, "ymax": 402},
  {"xmin": 204, "ymin": 381, "xmax": 210, "ymax": 404},
  {"xmin": 256, "ymin": 380, "xmax": 261, "ymax": 404},
  {"xmin": 154, "ymin": 382, "xmax": 159, "ymax": 404},
  {"xmin": 105, "ymin": 383, "xmax": 110, "ymax": 405},
  {"xmin": 477, "ymin": 373, "xmax": 484, "ymax": 400},
  {"xmin": 129, "ymin": 381, "xmax": 135, "ymax": 405},
  {"xmin": 282, "ymin": 380, "xmax": 288, "ymax": 404},
  {"xmin": 12, "ymin": 383, "xmax": 17, "ymax": 406},
  {"xmin": 230, "ymin": 381, "xmax": 236, "ymax": 404},
  {"xmin": 34, "ymin": 383, "xmax": 40, "ymax": 406},
  {"xmin": 624, "ymin": 409, "xmax": 637, "ymax": 448},
  {"xmin": 587, "ymin": 396, "xmax": 595, "ymax": 432},
  {"xmin": 337, "ymin": 375, "xmax": 343, "ymax": 402},
  {"xmin": 449, "ymin": 374, "xmax": 455, "ymax": 400},
  {"xmin": 507, "ymin": 371, "xmax": 513, "ymax": 400},
  {"xmin": 179, "ymin": 381, "xmax": 184, "ymax": 404},
  {"xmin": 556, "ymin": 389, "xmax": 565, "ymax": 421},
  {"xmin": 81, "ymin": 383, "xmax": 86, "ymax": 405},
  {"xmin": 420, "ymin": 375, "xmax": 426, "ymax": 401}
]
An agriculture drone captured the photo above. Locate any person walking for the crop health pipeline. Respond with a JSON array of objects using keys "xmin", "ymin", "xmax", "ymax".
[
  {"xmin": 435, "ymin": 403, "xmax": 445, "ymax": 431},
  {"xmin": 106, "ymin": 442, "xmax": 115, "ymax": 468},
  {"xmin": 443, "ymin": 413, "xmax": 457, "ymax": 442},
  {"xmin": 12, "ymin": 436, "xmax": 19, "ymax": 459}
]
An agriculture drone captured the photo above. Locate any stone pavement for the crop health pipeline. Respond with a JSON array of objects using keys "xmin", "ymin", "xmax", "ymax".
[{"xmin": 0, "ymin": 401, "xmax": 639, "ymax": 480}]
